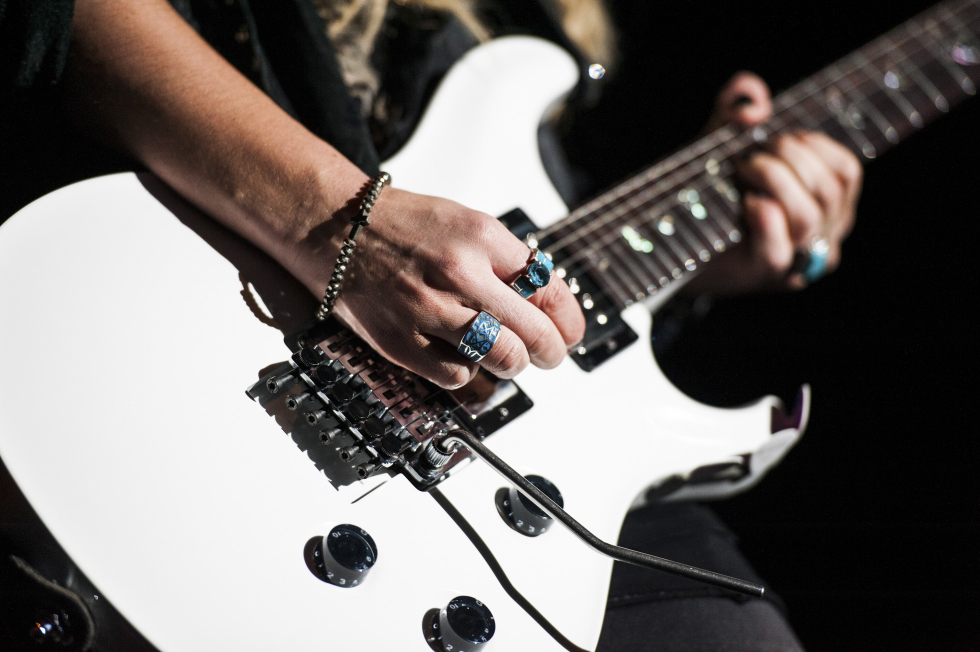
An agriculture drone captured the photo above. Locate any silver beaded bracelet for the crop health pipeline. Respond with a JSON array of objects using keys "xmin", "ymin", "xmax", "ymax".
[{"xmin": 315, "ymin": 171, "xmax": 391, "ymax": 321}]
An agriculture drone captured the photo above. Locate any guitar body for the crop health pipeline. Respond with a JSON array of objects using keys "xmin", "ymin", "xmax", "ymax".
[{"xmin": 0, "ymin": 38, "xmax": 807, "ymax": 650}]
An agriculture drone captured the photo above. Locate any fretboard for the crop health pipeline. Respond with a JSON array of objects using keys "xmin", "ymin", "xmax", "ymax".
[{"xmin": 539, "ymin": 0, "xmax": 980, "ymax": 313}]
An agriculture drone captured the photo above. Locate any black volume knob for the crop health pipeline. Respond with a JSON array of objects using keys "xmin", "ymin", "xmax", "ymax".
[
  {"xmin": 314, "ymin": 524, "xmax": 378, "ymax": 588},
  {"xmin": 502, "ymin": 475, "xmax": 562, "ymax": 537},
  {"xmin": 437, "ymin": 596, "xmax": 495, "ymax": 652}
]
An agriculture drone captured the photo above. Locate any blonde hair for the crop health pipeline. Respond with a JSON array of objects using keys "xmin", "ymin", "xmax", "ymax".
[{"xmin": 315, "ymin": 0, "xmax": 616, "ymax": 113}]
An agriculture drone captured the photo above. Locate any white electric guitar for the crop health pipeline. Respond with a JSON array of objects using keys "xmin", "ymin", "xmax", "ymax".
[{"xmin": 1, "ymin": 1, "xmax": 977, "ymax": 649}]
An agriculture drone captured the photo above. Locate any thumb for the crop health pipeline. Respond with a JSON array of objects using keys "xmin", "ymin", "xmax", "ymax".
[{"xmin": 705, "ymin": 72, "xmax": 773, "ymax": 131}]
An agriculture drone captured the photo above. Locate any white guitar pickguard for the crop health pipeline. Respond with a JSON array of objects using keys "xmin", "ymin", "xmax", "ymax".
[{"xmin": 0, "ymin": 37, "xmax": 807, "ymax": 651}]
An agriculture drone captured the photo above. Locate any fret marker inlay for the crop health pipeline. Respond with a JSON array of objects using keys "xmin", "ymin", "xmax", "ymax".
[{"xmin": 952, "ymin": 43, "xmax": 979, "ymax": 66}]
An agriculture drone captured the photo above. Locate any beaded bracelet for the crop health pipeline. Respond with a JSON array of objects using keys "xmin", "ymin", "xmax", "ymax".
[{"xmin": 315, "ymin": 171, "xmax": 391, "ymax": 321}]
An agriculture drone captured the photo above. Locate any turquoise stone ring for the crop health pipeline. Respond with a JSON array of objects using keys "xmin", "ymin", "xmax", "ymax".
[{"xmin": 511, "ymin": 249, "xmax": 555, "ymax": 299}]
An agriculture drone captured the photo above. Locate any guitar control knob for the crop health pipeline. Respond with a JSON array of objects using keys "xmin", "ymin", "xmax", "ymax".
[
  {"xmin": 313, "ymin": 524, "xmax": 377, "ymax": 588},
  {"xmin": 436, "ymin": 596, "xmax": 495, "ymax": 652},
  {"xmin": 502, "ymin": 475, "xmax": 562, "ymax": 537}
]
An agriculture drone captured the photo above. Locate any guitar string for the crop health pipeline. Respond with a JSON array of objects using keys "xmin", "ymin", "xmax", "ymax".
[
  {"xmin": 537, "ymin": 0, "xmax": 978, "ymax": 304},
  {"xmin": 535, "ymin": 0, "xmax": 974, "ymax": 255},
  {"xmin": 563, "ymin": 8, "xmax": 980, "ymax": 279},
  {"xmin": 540, "ymin": 0, "xmax": 975, "ymax": 265},
  {"xmin": 558, "ymin": 31, "xmax": 980, "ymax": 309},
  {"xmin": 531, "ymin": 0, "xmax": 975, "ymax": 291}
]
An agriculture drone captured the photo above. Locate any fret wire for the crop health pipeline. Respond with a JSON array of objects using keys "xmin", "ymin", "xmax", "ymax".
[
  {"xmin": 910, "ymin": 12, "xmax": 978, "ymax": 94},
  {"xmin": 655, "ymin": 211, "xmax": 699, "ymax": 275},
  {"xmin": 891, "ymin": 33, "xmax": 954, "ymax": 112},
  {"xmin": 876, "ymin": 45, "xmax": 929, "ymax": 126},
  {"xmin": 606, "ymin": 238, "xmax": 657, "ymax": 302},
  {"xmin": 555, "ymin": 174, "xmax": 738, "ymax": 287},
  {"xmin": 588, "ymin": 250, "xmax": 637, "ymax": 307},
  {"xmin": 689, "ymin": 196, "xmax": 730, "ymax": 254},
  {"xmin": 784, "ymin": 96, "xmax": 823, "ymax": 130},
  {"xmin": 851, "ymin": 49, "xmax": 923, "ymax": 133},
  {"xmin": 540, "ymin": 124, "xmax": 741, "ymax": 245},
  {"xmin": 814, "ymin": 67, "xmax": 882, "ymax": 158},
  {"xmin": 697, "ymin": 184, "xmax": 742, "ymax": 247},
  {"xmin": 547, "ymin": 20, "xmax": 911, "ymax": 256},
  {"xmin": 622, "ymin": 219, "xmax": 675, "ymax": 291},
  {"xmin": 545, "ymin": 0, "xmax": 976, "ymax": 293},
  {"xmin": 829, "ymin": 64, "xmax": 903, "ymax": 146},
  {"xmin": 673, "ymin": 209, "xmax": 716, "ymax": 264},
  {"xmin": 587, "ymin": 216, "xmax": 653, "ymax": 305}
]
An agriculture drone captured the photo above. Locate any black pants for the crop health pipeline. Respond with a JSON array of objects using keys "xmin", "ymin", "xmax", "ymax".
[{"xmin": 596, "ymin": 503, "xmax": 803, "ymax": 652}]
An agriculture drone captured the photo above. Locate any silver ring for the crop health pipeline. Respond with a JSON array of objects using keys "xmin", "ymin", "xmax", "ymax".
[
  {"xmin": 510, "ymin": 249, "xmax": 555, "ymax": 299},
  {"xmin": 457, "ymin": 311, "xmax": 501, "ymax": 362}
]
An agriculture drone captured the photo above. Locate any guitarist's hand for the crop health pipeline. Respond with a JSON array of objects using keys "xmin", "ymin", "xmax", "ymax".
[
  {"xmin": 299, "ymin": 187, "xmax": 586, "ymax": 389},
  {"xmin": 690, "ymin": 73, "xmax": 863, "ymax": 295},
  {"xmin": 65, "ymin": 0, "xmax": 584, "ymax": 391}
]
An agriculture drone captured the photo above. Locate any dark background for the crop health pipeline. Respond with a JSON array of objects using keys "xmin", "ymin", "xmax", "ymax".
[
  {"xmin": 1, "ymin": 1, "xmax": 977, "ymax": 650},
  {"xmin": 573, "ymin": 1, "xmax": 980, "ymax": 650}
]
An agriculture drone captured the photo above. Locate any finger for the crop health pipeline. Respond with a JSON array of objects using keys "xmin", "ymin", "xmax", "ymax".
[
  {"xmin": 796, "ymin": 132, "xmax": 863, "ymax": 240},
  {"xmin": 738, "ymin": 152, "xmax": 823, "ymax": 247},
  {"xmin": 527, "ymin": 273, "xmax": 586, "ymax": 347},
  {"xmin": 466, "ymin": 273, "xmax": 572, "ymax": 370},
  {"xmin": 482, "ymin": 223, "xmax": 586, "ymax": 352},
  {"xmin": 393, "ymin": 331, "xmax": 480, "ymax": 391},
  {"xmin": 766, "ymin": 134, "xmax": 845, "ymax": 218},
  {"xmin": 743, "ymin": 193, "xmax": 800, "ymax": 286},
  {"xmin": 424, "ymin": 305, "xmax": 531, "ymax": 380},
  {"xmin": 708, "ymin": 72, "xmax": 773, "ymax": 130}
]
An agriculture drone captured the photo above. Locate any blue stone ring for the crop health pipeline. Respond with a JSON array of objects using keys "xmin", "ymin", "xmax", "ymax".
[
  {"xmin": 511, "ymin": 249, "xmax": 555, "ymax": 299},
  {"xmin": 457, "ymin": 311, "xmax": 502, "ymax": 362},
  {"xmin": 801, "ymin": 236, "xmax": 830, "ymax": 283}
]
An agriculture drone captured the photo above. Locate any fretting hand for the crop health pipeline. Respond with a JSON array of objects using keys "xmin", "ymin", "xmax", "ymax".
[{"xmin": 688, "ymin": 72, "xmax": 863, "ymax": 295}]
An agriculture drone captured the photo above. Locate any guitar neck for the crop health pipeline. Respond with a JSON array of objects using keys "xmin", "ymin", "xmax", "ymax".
[{"xmin": 541, "ymin": 0, "xmax": 980, "ymax": 313}]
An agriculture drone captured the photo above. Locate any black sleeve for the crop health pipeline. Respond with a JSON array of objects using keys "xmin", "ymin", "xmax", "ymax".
[{"xmin": 0, "ymin": 0, "xmax": 76, "ymax": 91}]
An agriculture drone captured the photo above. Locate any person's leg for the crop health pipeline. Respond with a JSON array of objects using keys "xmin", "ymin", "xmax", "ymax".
[{"xmin": 596, "ymin": 502, "xmax": 803, "ymax": 652}]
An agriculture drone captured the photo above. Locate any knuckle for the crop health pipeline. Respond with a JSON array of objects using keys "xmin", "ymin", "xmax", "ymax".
[
  {"xmin": 442, "ymin": 364, "xmax": 475, "ymax": 390},
  {"xmin": 433, "ymin": 251, "xmax": 475, "ymax": 290},
  {"xmin": 819, "ymin": 177, "xmax": 843, "ymax": 210},
  {"xmin": 524, "ymin": 319, "xmax": 561, "ymax": 367},
  {"xmin": 843, "ymin": 153, "xmax": 863, "ymax": 184},
  {"xmin": 761, "ymin": 243, "xmax": 793, "ymax": 274},
  {"xmin": 489, "ymin": 336, "xmax": 527, "ymax": 376}
]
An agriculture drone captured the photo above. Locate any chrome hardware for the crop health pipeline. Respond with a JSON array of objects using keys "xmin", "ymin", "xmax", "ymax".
[{"xmin": 434, "ymin": 430, "xmax": 765, "ymax": 597}]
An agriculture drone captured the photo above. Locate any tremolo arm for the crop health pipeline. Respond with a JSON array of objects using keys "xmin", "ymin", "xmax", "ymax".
[{"xmin": 433, "ymin": 430, "xmax": 766, "ymax": 598}]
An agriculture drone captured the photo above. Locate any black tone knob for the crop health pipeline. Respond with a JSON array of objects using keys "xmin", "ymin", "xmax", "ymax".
[
  {"xmin": 503, "ymin": 475, "xmax": 562, "ymax": 537},
  {"xmin": 315, "ymin": 524, "xmax": 378, "ymax": 588},
  {"xmin": 437, "ymin": 596, "xmax": 495, "ymax": 652}
]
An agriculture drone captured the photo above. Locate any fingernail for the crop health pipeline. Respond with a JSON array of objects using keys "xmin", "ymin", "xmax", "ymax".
[{"xmin": 732, "ymin": 95, "xmax": 753, "ymax": 108}]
